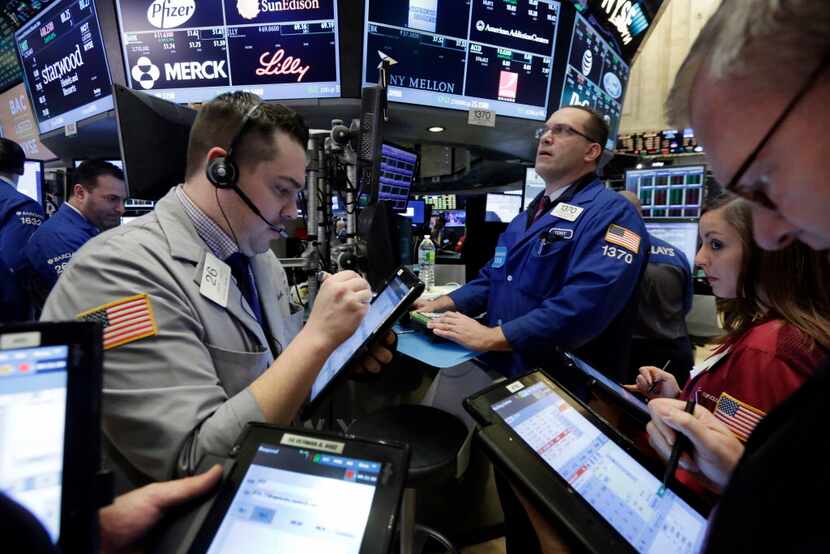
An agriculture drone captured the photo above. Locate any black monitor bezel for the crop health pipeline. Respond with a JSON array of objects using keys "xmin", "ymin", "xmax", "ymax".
[
  {"xmin": 0, "ymin": 321, "xmax": 103, "ymax": 554},
  {"xmin": 187, "ymin": 423, "xmax": 410, "ymax": 554},
  {"xmin": 464, "ymin": 370, "xmax": 710, "ymax": 553}
]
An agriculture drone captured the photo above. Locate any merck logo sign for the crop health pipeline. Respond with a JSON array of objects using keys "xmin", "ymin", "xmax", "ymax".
[
  {"xmin": 131, "ymin": 56, "xmax": 227, "ymax": 89},
  {"xmin": 147, "ymin": 0, "xmax": 196, "ymax": 29},
  {"xmin": 237, "ymin": 0, "xmax": 321, "ymax": 20}
]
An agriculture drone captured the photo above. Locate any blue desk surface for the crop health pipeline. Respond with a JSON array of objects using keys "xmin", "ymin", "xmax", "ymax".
[{"xmin": 394, "ymin": 325, "xmax": 478, "ymax": 368}]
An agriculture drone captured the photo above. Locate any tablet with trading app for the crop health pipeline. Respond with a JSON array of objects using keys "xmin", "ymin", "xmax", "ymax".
[
  {"xmin": 464, "ymin": 371, "xmax": 708, "ymax": 554},
  {"xmin": 563, "ymin": 352, "xmax": 650, "ymax": 420},
  {"xmin": 305, "ymin": 267, "xmax": 424, "ymax": 414},
  {"xmin": 188, "ymin": 424, "xmax": 409, "ymax": 554},
  {"xmin": 0, "ymin": 322, "xmax": 103, "ymax": 554}
]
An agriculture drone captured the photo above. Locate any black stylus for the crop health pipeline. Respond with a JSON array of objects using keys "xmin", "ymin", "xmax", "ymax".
[{"xmin": 658, "ymin": 397, "xmax": 696, "ymax": 496}]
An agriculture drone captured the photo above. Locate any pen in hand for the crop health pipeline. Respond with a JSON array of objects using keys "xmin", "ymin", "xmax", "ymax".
[
  {"xmin": 648, "ymin": 359, "xmax": 672, "ymax": 395},
  {"xmin": 657, "ymin": 397, "xmax": 696, "ymax": 497}
]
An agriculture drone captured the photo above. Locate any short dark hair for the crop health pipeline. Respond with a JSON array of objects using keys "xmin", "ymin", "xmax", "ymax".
[
  {"xmin": 73, "ymin": 160, "xmax": 125, "ymax": 195},
  {"xmin": 185, "ymin": 92, "xmax": 309, "ymax": 180},
  {"xmin": 0, "ymin": 138, "xmax": 25, "ymax": 176},
  {"xmin": 563, "ymin": 105, "xmax": 611, "ymax": 148}
]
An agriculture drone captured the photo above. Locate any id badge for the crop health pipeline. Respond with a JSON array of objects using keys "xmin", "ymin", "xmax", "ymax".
[{"xmin": 492, "ymin": 246, "xmax": 507, "ymax": 268}]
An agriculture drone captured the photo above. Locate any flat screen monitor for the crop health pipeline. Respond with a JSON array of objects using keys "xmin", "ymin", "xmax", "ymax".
[
  {"xmin": 625, "ymin": 165, "xmax": 705, "ymax": 219},
  {"xmin": 73, "ymin": 159, "xmax": 123, "ymax": 170},
  {"xmin": 0, "ymin": 84, "xmax": 56, "ymax": 161},
  {"xmin": 17, "ymin": 159, "xmax": 43, "ymax": 204},
  {"xmin": 377, "ymin": 143, "xmax": 417, "ymax": 212},
  {"xmin": 15, "ymin": 0, "xmax": 114, "ymax": 134},
  {"xmin": 558, "ymin": 13, "xmax": 630, "ymax": 150},
  {"xmin": 114, "ymin": 0, "xmax": 340, "ymax": 104},
  {"xmin": 424, "ymin": 194, "xmax": 455, "ymax": 211},
  {"xmin": 485, "ymin": 193, "xmax": 521, "ymax": 223},
  {"xmin": 645, "ymin": 220, "xmax": 698, "ymax": 271},
  {"xmin": 363, "ymin": 0, "xmax": 562, "ymax": 121},
  {"xmin": 404, "ymin": 199, "xmax": 425, "ymax": 225},
  {"xmin": 524, "ymin": 167, "xmax": 545, "ymax": 209},
  {"xmin": 0, "ymin": 344, "xmax": 69, "ymax": 542},
  {"xmin": 442, "ymin": 209, "xmax": 466, "ymax": 228}
]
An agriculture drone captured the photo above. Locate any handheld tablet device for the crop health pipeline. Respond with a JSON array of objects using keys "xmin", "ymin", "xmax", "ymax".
[
  {"xmin": 465, "ymin": 371, "xmax": 708, "ymax": 554},
  {"xmin": 0, "ymin": 322, "xmax": 103, "ymax": 553},
  {"xmin": 306, "ymin": 267, "xmax": 424, "ymax": 413},
  {"xmin": 188, "ymin": 424, "xmax": 409, "ymax": 554},
  {"xmin": 562, "ymin": 352, "xmax": 649, "ymax": 421}
]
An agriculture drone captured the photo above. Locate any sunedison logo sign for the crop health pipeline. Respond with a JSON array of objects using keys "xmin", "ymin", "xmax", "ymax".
[
  {"xmin": 147, "ymin": 0, "xmax": 196, "ymax": 29},
  {"xmin": 237, "ymin": 0, "xmax": 321, "ymax": 20}
]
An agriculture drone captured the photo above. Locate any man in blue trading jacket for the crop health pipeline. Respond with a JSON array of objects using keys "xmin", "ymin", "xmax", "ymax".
[
  {"xmin": 620, "ymin": 190, "xmax": 694, "ymax": 386},
  {"xmin": 417, "ymin": 105, "xmax": 649, "ymax": 383},
  {"xmin": 0, "ymin": 138, "xmax": 44, "ymax": 323},
  {"xmin": 24, "ymin": 160, "xmax": 126, "ymax": 294}
]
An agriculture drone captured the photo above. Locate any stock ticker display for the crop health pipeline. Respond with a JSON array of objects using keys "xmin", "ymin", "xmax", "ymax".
[
  {"xmin": 363, "ymin": 0, "xmax": 561, "ymax": 121},
  {"xmin": 115, "ymin": 0, "xmax": 340, "ymax": 103},
  {"xmin": 559, "ymin": 12, "xmax": 629, "ymax": 149},
  {"xmin": 14, "ymin": 0, "xmax": 114, "ymax": 133}
]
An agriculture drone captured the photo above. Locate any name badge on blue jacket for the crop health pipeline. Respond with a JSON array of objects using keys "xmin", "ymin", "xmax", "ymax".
[{"xmin": 493, "ymin": 246, "xmax": 507, "ymax": 268}]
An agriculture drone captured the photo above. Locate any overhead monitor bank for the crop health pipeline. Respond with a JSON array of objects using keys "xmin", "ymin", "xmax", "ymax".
[
  {"xmin": 558, "ymin": 12, "xmax": 629, "ymax": 149},
  {"xmin": 15, "ymin": 0, "xmax": 114, "ymax": 134},
  {"xmin": 115, "ymin": 0, "xmax": 340, "ymax": 103},
  {"xmin": 364, "ymin": 0, "xmax": 562, "ymax": 121}
]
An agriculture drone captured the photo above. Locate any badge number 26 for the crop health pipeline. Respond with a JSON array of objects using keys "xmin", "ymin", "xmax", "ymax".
[
  {"xmin": 204, "ymin": 266, "xmax": 219, "ymax": 287},
  {"xmin": 602, "ymin": 245, "xmax": 633, "ymax": 264}
]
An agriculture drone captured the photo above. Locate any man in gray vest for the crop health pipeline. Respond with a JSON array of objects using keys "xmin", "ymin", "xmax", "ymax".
[{"xmin": 42, "ymin": 92, "xmax": 392, "ymax": 492}]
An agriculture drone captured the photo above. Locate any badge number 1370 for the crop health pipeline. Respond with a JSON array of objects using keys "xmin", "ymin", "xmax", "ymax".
[{"xmin": 602, "ymin": 245, "xmax": 633, "ymax": 264}]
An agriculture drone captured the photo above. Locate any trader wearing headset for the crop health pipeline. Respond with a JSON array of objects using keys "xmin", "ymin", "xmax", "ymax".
[{"xmin": 41, "ymin": 92, "xmax": 394, "ymax": 493}]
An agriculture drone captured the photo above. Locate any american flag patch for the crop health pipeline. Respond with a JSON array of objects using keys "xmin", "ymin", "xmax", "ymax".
[
  {"xmin": 605, "ymin": 224, "xmax": 641, "ymax": 253},
  {"xmin": 714, "ymin": 393, "xmax": 765, "ymax": 442},
  {"xmin": 76, "ymin": 294, "xmax": 158, "ymax": 350}
]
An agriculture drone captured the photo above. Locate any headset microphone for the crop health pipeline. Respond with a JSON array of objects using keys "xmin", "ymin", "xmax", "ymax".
[{"xmin": 206, "ymin": 103, "xmax": 289, "ymax": 237}]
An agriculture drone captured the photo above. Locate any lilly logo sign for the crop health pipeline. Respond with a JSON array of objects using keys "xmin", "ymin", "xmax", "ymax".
[{"xmin": 147, "ymin": 0, "xmax": 196, "ymax": 29}]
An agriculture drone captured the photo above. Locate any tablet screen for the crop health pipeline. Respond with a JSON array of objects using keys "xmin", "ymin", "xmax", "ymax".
[
  {"xmin": 564, "ymin": 352, "xmax": 649, "ymax": 417},
  {"xmin": 310, "ymin": 274, "xmax": 413, "ymax": 402},
  {"xmin": 205, "ymin": 443, "xmax": 382, "ymax": 554},
  {"xmin": 491, "ymin": 380, "xmax": 706, "ymax": 554},
  {"xmin": 0, "ymin": 345, "xmax": 69, "ymax": 542}
]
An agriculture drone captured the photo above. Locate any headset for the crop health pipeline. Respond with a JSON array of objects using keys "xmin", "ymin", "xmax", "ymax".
[{"xmin": 206, "ymin": 103, "xmax": 286, "ymax": 234}]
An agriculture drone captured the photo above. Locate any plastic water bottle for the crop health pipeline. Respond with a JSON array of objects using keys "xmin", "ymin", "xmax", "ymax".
[{"xmin": 418, "ymin": 235, "xmax": 436, "ymax": 290}]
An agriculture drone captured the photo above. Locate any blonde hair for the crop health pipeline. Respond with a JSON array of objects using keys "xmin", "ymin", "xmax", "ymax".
[{"xmin": 666, "ymin": 0, "xmax": 830, "ymax": 127}]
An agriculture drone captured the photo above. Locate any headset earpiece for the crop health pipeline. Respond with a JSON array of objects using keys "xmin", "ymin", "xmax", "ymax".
[{"xmin": 207, "ymin": 156, "xmax": 238, "ymax": 189}]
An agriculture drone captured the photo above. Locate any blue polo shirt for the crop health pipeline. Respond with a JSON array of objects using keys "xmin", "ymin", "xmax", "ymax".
[{"xmin": 24, "ymin": 202, "xmax": 100, "ymax": 291}]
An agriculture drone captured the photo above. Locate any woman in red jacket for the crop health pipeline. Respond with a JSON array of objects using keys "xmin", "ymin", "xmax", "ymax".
[{"xmin": 627, "ymin": 194, "xmax": 830, "ymax": 446}]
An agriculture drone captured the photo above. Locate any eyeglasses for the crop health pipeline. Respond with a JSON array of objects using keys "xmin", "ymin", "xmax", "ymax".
[
  {"xmin": 535, "ymin": 123, "xmax": 599, "ymax": 145},
  {"xmin": 722, "ymin": 51, "xmax": 830, "ymax": 209}
]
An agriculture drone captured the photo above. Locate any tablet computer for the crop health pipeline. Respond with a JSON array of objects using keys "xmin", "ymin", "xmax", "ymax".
[
  {"xmin": 562, "ymin": 352, "xmax": 650, "ymax": 421},
  {"xmin": 464, "ymin": 371, "xmax": 708, "ymax": 554},
  {"xmin": 0, "ymin": 322, "xmax": 103, "ymax": 554},
  {"xmin": 305, "ymin": 267, "xmax": 424, "ymax": 414},
  {"xmin": 188, "ymin": 424, "xmax": 409, "ymax": 554}
]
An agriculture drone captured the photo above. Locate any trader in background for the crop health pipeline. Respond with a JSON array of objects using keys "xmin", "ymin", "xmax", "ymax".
[
  {"xmin": 24, "ymin": 160, "xmax": 127, "ymax": 293},
  {"xmin": 620, "ymin": 190, "xmax": 695, "ymax": 386},
  {"xmin": 0, "ymin": 137, "xmax": 44, "ymax": 322}
]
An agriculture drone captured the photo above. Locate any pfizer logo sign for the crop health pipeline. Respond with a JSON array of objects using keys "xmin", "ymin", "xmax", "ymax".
[
  {"xmin": 581, "ymin": 49, "xmax": 593, "ymax": 76},
  {"xmin": 147, "ymin": 0, "xmax": 196, "ymax": 29},
  {"xmin": 603, "ymin": 72, "xmax": 622, "ymax": 99}
]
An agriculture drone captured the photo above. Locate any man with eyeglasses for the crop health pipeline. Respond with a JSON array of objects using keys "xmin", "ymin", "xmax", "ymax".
[
  {"xmin": 418, "ymin": 105, "xmax": 647, "ymax": 385},
  {"xmin": 519, "ymin": 2, "xmax": 830, "ymax": 552}
]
